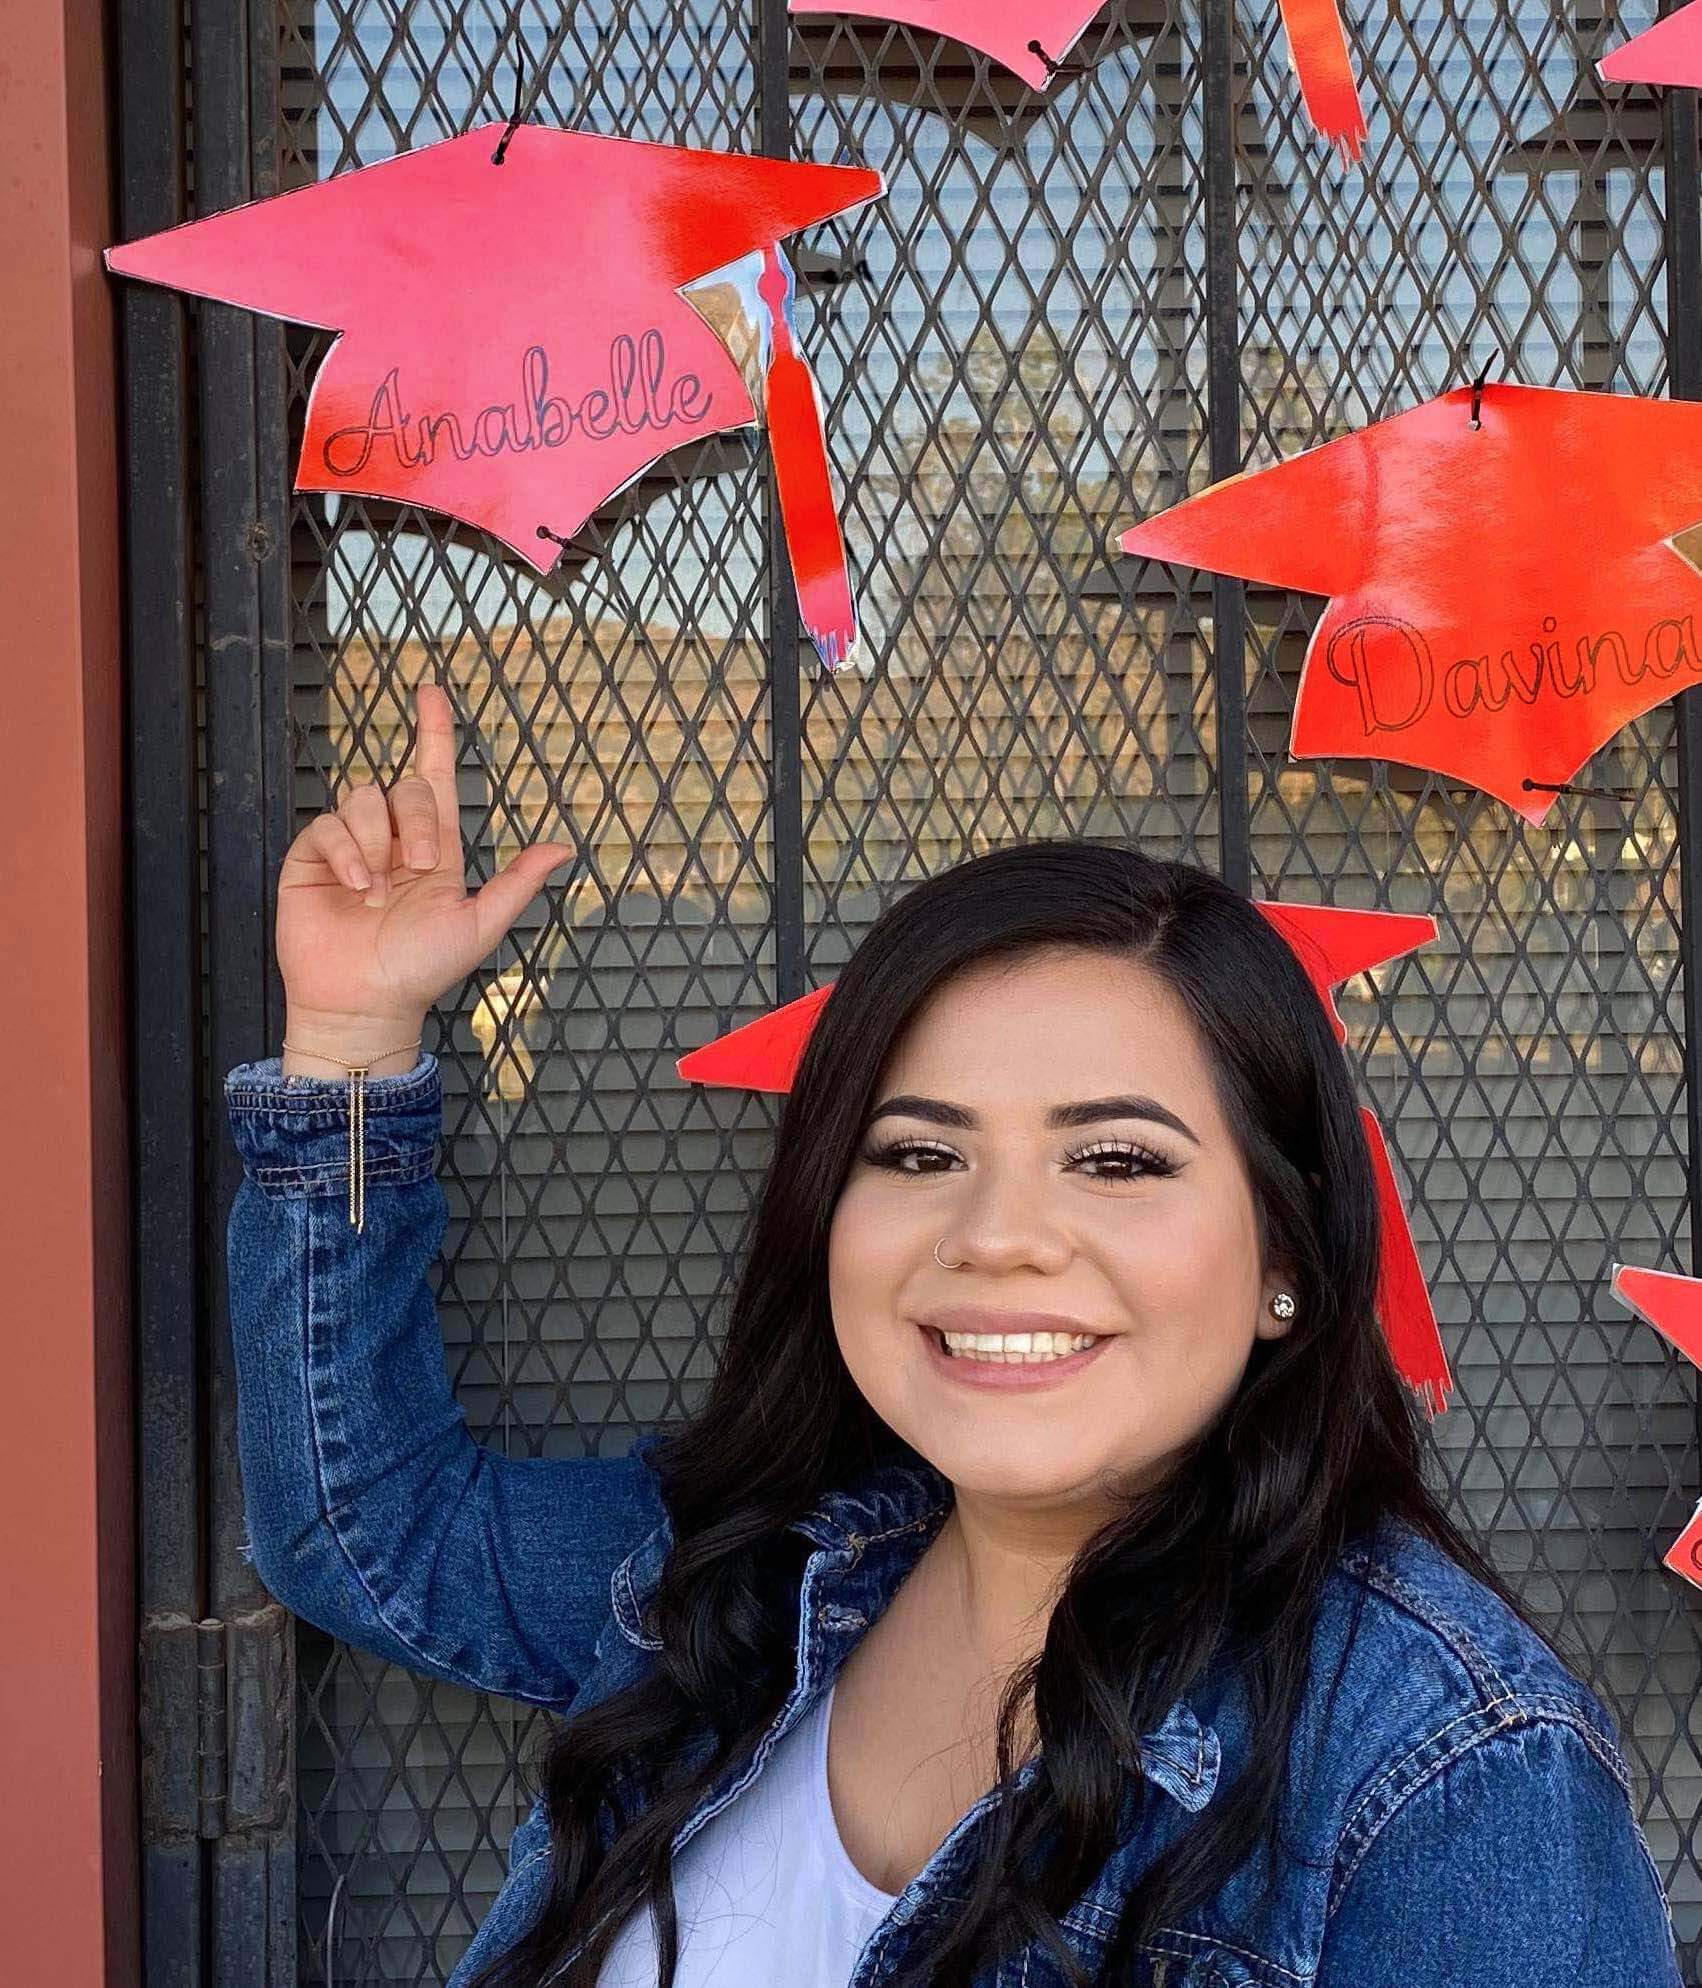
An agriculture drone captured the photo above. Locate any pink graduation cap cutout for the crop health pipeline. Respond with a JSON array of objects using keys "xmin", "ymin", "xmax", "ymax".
[
  {"xmin": 1119, "ymin": 384, "xmax": 1702, "ymax": 826},
  {"xmin": 788, "ymin": 0, "xmax": 1105, "ymax": 90},
  {"xmin": 1608, "ymin": 1264, "xmax": 1702, "ymax": 1588},
  {"xmin": 103, "ymin": 125, "xmax": 882, "ymax": 672},
  {"xmin": 1598, "ymin": 3, "xmax": 1702, "ymax": 89},
  {"xmin": 679, "ymin": 899, "xmax": 1452, "ymax": 1415},
  {"xmin": 788, "ymin": 0, "xmax": 1367, "ymax": 160}
]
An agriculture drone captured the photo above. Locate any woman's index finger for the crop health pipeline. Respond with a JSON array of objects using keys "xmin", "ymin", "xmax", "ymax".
[{"xmin": 411, "ymin": 683, "xmax": 462, "ymax": 840}]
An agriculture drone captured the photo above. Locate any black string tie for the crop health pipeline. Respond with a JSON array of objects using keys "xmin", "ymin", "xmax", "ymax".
[
  {"xmin": 492, "ymin": 46, "xmax": 527, "ymax": 164},
  {"xmin": 1026, "ymin": 39, "xmax": 1085, "ymax": 80}
]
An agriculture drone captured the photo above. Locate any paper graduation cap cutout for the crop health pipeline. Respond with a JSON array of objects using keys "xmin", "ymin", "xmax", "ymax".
[
  {"xmin": 103, "ymin": 125, "xmax": 882, "ymax": 672},
  {"xmin": 679, "ymin": 900, "xmax": 1452, "ymax": 1414},
  {"xmin": 788, "ymin": 0, "xmax": 1367, "ymax": 159},
  {"xmin": 1608, "ymin": 1264, "xmax": 1702, "ymax": 1587},
  {"xmin": 788, "ymin": 0, "xmax": 1103, "ymax": 90},
  {"xmin": 677, "ymin": 981, "xmax": 834, "ymax": 1092},
  {"xmin": 1261, "ymin": 901, "xmax": 1451, "ymax": 1415},
  {"xmin": 1598, "ymin": 3, "xmax": 1702, "ymax": 90},
  {"xmin": 1119, "ymin": 383, "xmax": 1702, "ymax": 826}
]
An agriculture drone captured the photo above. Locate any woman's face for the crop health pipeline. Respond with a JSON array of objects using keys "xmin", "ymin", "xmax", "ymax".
[{"xmin": 827, "ymin": 947, "xmax": 1295, "ymax": 1518}]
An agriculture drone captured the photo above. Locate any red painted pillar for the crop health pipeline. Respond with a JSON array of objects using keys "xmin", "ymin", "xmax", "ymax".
[{"xmin": 0, "ymin": 0, "xmax": 138, "ymax": 1983}]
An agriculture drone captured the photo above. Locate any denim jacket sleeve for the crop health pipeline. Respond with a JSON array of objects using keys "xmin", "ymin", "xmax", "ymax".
[
  {"xmin": 1316, "ymin": 1708, "xmax": 1683, "ymax": 1987},
  {"xmin": 222, "ymin": 1050, "xmax": 667, "ymax": 1710}
]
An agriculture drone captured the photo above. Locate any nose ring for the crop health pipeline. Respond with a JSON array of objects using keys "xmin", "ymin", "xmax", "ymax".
[{"xmin": 934, "ymin": 1237, "xmax": 966, "ymax": 1270}]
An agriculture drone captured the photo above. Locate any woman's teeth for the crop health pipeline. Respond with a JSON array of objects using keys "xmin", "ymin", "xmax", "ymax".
[{"xmin": 938, "ymin": 1330, "xmax": 1101, "ymax": 1363}]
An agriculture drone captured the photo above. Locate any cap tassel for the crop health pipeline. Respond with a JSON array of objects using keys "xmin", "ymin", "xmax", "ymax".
[
  {"xmin": 756, "ymin": 242, "xmax": 857, "ymax": 672},
  {"xmin": 1275, "ymin": 0, "xmax": 1369, "ymax": 164}
]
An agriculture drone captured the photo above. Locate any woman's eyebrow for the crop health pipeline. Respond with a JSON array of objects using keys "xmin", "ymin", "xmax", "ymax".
[{"xmin": 866, "ymin": 1094, "xmax": 1201, "ymax": 1147}]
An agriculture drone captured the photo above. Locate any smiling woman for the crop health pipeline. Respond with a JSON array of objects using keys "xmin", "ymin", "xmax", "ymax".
[
  {"xmin": 223, "ymin": 822, "xmax": 1683, "ymax": 1988},
  {"xmin": 829, "ymin": 949, "xmax": 1296, "ymax": 1516}
]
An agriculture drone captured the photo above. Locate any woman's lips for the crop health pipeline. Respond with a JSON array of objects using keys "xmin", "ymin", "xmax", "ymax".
[{"xmin": 916, "ymin": 1320, "xmax": 1112, "ymax": 1391}]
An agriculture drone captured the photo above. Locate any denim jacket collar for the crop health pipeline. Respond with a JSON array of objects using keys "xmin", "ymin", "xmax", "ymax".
[{"xmin": 609, "ymin": 1440, "xmax": 1222, "ymax": 1817}]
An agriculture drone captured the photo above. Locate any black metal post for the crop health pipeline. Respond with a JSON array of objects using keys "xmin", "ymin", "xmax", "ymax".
[
  {"xmin": 193, "ymin": 0, "xmax": 299, "ymax": 1977},
  {"xmin": 1202, "ymin": 0, "xmax": 1251, "ymax": 895},
  {"xmin": 115, "ymin": 0, "xmax": 205, "ymax": 1976},
  {"xmin": 759, "ymin": 0, "xmax": 807, "ymax": 1001},
  {"xmin": 1660, "ymin": 16, "xmax": 1702, "ymax": 1481}
]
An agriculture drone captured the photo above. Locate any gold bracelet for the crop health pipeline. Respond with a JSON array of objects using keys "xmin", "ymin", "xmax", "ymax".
[{"xmin": 280, "ymin": 1038, "xmax": 422, "ymax": 1233}]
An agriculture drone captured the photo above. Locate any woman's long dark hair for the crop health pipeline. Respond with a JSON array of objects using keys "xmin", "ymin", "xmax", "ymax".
[{"xmin": 466, "ymin": 840, "xmax": 1574, "ymax": 1988}]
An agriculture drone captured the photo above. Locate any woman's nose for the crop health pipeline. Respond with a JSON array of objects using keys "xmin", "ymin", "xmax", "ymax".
[{"xmin": 935, "ymin": 1164, "xmax": 1074, "ymax": 1272}]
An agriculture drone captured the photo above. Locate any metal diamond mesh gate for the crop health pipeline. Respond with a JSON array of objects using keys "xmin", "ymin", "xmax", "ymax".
[{"xmin": 118, "ymin": 0, "xmax": 1702, "ymax": 1981}]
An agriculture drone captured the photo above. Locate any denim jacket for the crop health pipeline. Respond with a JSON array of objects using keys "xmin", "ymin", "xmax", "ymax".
[{"xmin": 224, "ymin": 1050, "xmax": 1684, "ymax": 1988}]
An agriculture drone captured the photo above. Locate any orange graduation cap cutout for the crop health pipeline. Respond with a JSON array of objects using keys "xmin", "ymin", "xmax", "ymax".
[
  {"xmin": 677, "ymin": 982, "xmax": 834, "ymax": 1094},
  {"xmin": 1262, "ymin": 900, "xmax": 1451, "ymax": 1415},
  {"xmin": 1120, "ymin": 383, "xmax": 1702, "ymax": 825},
  {"xmin": 1599, "ymin": 3, "xmax": 1702, "ymax": 90},
  {"xmin": 680, "ymin": 899, "xmax": 1452, "ymax": 1415},
  {"xmin": 1608, "ymin": 1264, "xmax": 1702, "ymax": 1589},
  {"xmin": 103, "ymin": 125, "xmax": 882, "ymax": 672},
  {"xmin": 788, "ymin": 0, "xmax": 1367, "ymax": 160}
]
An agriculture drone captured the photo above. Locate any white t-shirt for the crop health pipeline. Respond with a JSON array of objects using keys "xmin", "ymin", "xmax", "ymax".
[{"xmin": 594, "ymin": 1675, "xmax": 901, "ymax": 1986}]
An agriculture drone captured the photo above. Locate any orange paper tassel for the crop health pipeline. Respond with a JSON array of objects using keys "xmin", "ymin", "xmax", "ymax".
[
  {"xmin": 1361, "ymin": 1107, "xmax": 1452, "ymax": 1417},
  {"xmin": 758, "ymin": 245, "xmax": 858, "ymax": 671},
  {"xmin": 1275, "ymin": 0, "xmax": 1369, "ymax": 163}
]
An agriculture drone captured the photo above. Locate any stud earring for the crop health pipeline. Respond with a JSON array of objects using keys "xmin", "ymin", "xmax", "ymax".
[{"xmin": 1268, "ymin": 1291, "xmax": 1296, "ymax": 1321}]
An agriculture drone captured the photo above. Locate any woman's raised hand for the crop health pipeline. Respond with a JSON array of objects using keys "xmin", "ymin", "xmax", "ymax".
[{"xmin": 277, "ymin": 682, "xmax": 576, "ymax": 1067}]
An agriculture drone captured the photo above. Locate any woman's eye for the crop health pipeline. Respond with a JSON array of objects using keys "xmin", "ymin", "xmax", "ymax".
[
  {"xmin": 859, "ymin": 1138, "xmax": 1177, "ymax": 1182},
  {"xmin": 861, "ymin": 1139, "xmax": 956, "ymax": 1174},
  {"xmin": 1070, "ymin": 1140, "xmax": 1180, "ymax": 1181}
]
